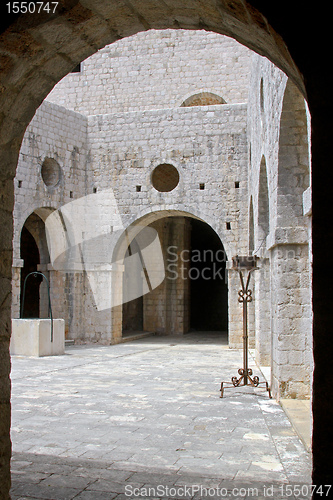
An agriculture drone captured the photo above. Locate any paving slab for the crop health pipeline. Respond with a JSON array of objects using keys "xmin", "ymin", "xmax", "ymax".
[{"xmin": 10, "ymin": 333, "xmax": 312, "ymax": 499}]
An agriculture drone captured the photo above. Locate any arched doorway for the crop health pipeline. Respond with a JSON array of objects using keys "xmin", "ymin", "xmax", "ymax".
[
  {"xmin": 19, "ymin": 211, "xmax": 52, "ymax": 320},
  {"xmin": 120, "ymin": 214, "xmax": 228, "ymax": 339},
  {"xmin": 20, "ymin": 226, "xmax": 41, "ymax": 318},
  {"xmin": 17, "ymin": 207, "xmax": 52, "ymax": 318}
]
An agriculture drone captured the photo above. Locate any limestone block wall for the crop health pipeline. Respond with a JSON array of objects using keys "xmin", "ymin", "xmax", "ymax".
[
  {"xmin": 247, "ymin": 55, "xmax": 287, "ymax": 240},
  {"xmin": 247, "ymin": 54, "xmax": 312, "ymax": 399},
  {"xmin": 13, "ymin": 99, "xmax": 249, "ymax": 344},
  {"xmin": 13, "ymin": 100, "xmax": 90, "ymax": 256},
  {"xmin": 88, "ymin": 104, "xmax": 249, "ymax": 258},
  {"xmin": 45, "ymin": 30, "xmax": 252, "ymax": 115},
  {"xmin": 12, "ymin": 101, "xmax": 99, "ymax": 341},
  {"xmin": 88, "ymin": 103, "xmax": 249, "ymax": 345}
]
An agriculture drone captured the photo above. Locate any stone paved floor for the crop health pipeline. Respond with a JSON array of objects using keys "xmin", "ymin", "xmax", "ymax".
[{"xmin": 10, "ymin": 333, "xmax": 312, "ymax": 499}]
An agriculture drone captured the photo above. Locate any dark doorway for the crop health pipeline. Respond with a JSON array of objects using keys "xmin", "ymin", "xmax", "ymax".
[
  {"xmin": 189, "ymin": 219, "xmax": 228, "ymax": 332},
  {"xmin": 20, "ymin": 226, "xmax": 41, "ymax": 318}
]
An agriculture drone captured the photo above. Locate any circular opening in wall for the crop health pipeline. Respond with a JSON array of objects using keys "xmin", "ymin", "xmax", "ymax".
[
  {"xmin": 151, "ymin": 164, "xmax": 179, "ymax": 192},
  {"xmin": 41, "ymin": 158, "xmax": 61, "ymax": 187}
]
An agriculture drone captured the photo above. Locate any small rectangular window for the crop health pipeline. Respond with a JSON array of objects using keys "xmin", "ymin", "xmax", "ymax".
[
  {"xmin": 226, "ymin": 222, "xmax": 231, "ymax": 230},
  {"xmin": 93, "ymin": 187, "xmax": 97, "ymax": 193},
  {"xmin": 70, "ymin": 191, "xmax": 73, "ymax": 198},
  {"xmin": 136, "ymin": 185, "xmax": 141, "ymax": 192},
  {"xmin": 235, "ymin": 181, "xmax": 240, "ymax": 189},
  {"xmin": 199, "ymin": 183, "xmax": 205, "ymax": 190},
  {"xmin": 18, "ymin": 180, "xmax": 22, "ymax": 188}
]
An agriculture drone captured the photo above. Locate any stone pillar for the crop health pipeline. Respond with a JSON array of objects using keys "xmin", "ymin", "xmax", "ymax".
[
  {"xmin": 270, "ymin": 243, "xmax": 311, "ymax": 400},
  {"xmin": 111, "ymin": 264, "xmax": 124, "ymax": 344},
  {"xmin": 46, "ymin": 266, "xmax": 69, "ymax": 336},
  {"xmin": 254, "ymin": 256, "xmax": 271, "ymax": 366},
  {"xmin": 143, "ymin": 217, "xmax": 191, "ymax": 335},
  {"xmin": 165, "ymin": 218, "xmax": 191, "ymax": 335},
  {"xmin": 11, "ymin": 258, "xmax": 24, "ymax": 319},
  {"xmin": 0, "ymin": 178, "xmax": 14, "ymax": 499},
  {"xmin": 227, "ymin": 263, "xmax": 244, "ymax": 349}
]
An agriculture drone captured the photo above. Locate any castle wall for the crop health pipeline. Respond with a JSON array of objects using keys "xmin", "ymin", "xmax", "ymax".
[
  {"xmin": 88, "ymin": 104, "xmax": 249, "ymax": 259},
  {"xmin": 45, "ymin": 30, "xmax": 252, "ymax": 115},
  {"xmin": 12, "ymin": 101, "xmax": 97, "ymax": 340},
  {"xmin": 247, "ymin": 54, "xmax": 312, "ymax": 400},
  {"xmin": 13, "ymin": 100, "xmax": 249, "ymax": 345}
]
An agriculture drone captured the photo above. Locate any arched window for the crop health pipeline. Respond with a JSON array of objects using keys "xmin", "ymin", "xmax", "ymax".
[{"xmin": 181, "ymin": 92, "xmax": 226, "ymax": 107}]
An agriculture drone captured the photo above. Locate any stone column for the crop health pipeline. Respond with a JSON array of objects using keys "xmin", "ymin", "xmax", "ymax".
[
  {"xmin": 165, "ymin": 217, "xmax": 191, "ymax": 335},
  {"xmin": 111, "ymin": 263, "xmax": 124, "ymax": 344},
  {"xmin": 254, "ymin": 256, "xmax": 271, "ymax": 366},
  {"xmin": 227, "ymin": 263, "xmax": 244, "ymax": 349},
  {"xmin": 143, "ymin": 217, "xmax": 191, "ymax": 335},
  {"xmin": 11, "ymin": 258, "xmax": 24, "ymax": 319},
  {"xmin": 270, "ymin": 242, "xmax": 311, "ymax": 400}
]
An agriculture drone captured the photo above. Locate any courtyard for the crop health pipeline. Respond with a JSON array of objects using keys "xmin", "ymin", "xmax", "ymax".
[{"xmin": 10, "ymin": 333, "xmax": 311, "ymax": 499}]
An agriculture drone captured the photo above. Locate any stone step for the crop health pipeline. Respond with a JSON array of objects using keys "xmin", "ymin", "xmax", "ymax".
[{"xmin": 120, "ymin": 331, "xmax": 156, "ymax": 343}]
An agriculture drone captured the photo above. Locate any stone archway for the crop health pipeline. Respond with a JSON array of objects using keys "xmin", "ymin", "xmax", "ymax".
[
  {"xmin": 112, "ymin": 210, "xmax": 229, "ymax": 344},
  {"xmin": 13, "ymin": 209, "xmax": 54, "ymax": 322},
  {"xmin": 19, "ymin": 225, "xmax": 41, "ymax": 319},
  {"xmin": 254, "ymin": 155, "xmax": 271, "ymax": 368}
]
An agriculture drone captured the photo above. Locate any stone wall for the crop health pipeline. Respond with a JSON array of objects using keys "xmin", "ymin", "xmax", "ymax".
[
  {"xmin": 13, "ymin": 83, "xmax": 249, "ymax": 346},
  {"xmin": 12, "ymin": 100, "xmax": 96, "ymax": 340},
  {"xmin": 88, "ymin": 104, "xmax": 249, "ymax": 257},
  {"xmin": 46, "ymin": 30, "xmax": 252, "ymax": 115},
  {"xmin": 247, "ymin": 54, "xmax": 312, "ymax": 400}
]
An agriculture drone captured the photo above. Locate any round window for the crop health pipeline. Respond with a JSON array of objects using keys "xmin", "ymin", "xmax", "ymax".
[
  {"xmin": 41, "ymin": 158, "xmax": 61, "ymax": 187},
  {"xmin": 151, "ymin": 164, "xmax": 179, "ymax": 192}
]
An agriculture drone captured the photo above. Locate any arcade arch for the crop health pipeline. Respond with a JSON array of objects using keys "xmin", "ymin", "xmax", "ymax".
[
  {"xmin": 112, "ymin": 210, "xmax": 228, "ymax": 343},
  {"xmin": 13, "ymin": 209, "xmax": 55, "ymax": 321}
]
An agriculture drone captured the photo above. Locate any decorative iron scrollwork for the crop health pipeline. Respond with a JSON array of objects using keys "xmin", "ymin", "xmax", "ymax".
[{"xmin": 238, "ymin": 289, "xmax": 252, "ymax": 303}]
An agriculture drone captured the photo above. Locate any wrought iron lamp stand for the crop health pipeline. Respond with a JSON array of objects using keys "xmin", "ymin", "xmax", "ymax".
[{"xmin": 220, "ymin": 256, "xmax": 271, "ymax": 398}]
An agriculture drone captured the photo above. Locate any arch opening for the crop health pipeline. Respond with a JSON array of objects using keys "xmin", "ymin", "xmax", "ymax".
[
  {"xmin": 278, "ymin": 79, "xmax": 310, "ymax": 226},
  {"xmin": 20, "ymin": 226, "xmax": 41, "ymax": 318},
  {"xmin": 257, "ymin": 155, "xmax": 270, "ymax": 249},
  {"xmin": 120, "ymin": 214, "xmax": 228, "ymax": 339},
  {"xmin": 19, "ymin": 211, "xmax": 52, "ymax": 320},
  {"xmin": 181, "ymin": 92, "xmax": 226, "ymax": 107}
]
